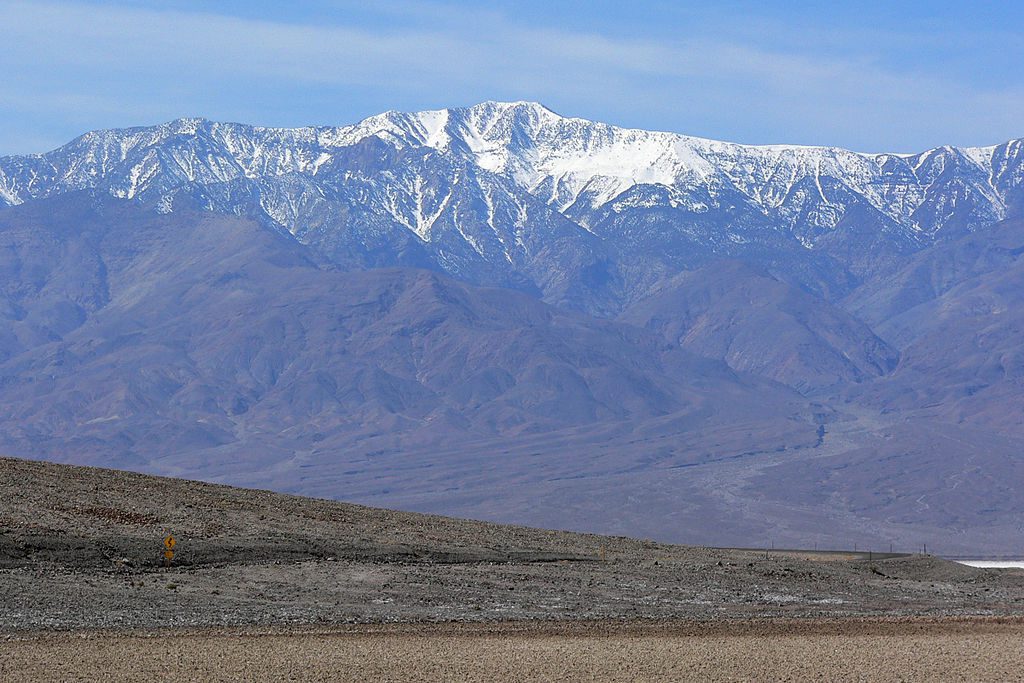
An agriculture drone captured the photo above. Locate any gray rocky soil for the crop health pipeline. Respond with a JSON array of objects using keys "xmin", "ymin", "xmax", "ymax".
[{"xmin": 2, "ymin": 457, "xmax": 1023, "ymax": 632}]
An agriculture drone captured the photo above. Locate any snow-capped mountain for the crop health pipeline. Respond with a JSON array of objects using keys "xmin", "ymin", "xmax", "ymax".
[
  {"xmin": 5, "ymin": 105, "xmax": 1024, "ymax": 554},
  {"xmin": 1, "ymin": 101, "xmax": 1021, "ymax": 311}
]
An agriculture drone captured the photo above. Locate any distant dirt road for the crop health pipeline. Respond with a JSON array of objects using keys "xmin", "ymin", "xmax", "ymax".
[{"xmin": 4, "ymin": 618, "xmax": 1023, "ymax": 682}]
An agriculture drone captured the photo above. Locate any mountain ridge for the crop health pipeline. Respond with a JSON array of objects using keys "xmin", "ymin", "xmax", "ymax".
[{"xmin": 2, "ymin": 102, "xmax": 1021, "ymax": 316}]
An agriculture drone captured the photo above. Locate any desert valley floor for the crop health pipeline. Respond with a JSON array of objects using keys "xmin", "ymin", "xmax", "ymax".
[{"xmin": 1, "ymin": 456, "xmax": 1023, "ymax": 680}]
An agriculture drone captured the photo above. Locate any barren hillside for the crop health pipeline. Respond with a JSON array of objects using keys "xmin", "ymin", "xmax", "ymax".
[{"xmin": 2, "ymin": 457, "xmax": 1022, "ymax": 631}]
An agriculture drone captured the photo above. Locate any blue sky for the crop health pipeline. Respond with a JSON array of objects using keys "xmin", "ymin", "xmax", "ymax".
[{"xmin": 1, "ymin": 0, "xmax": 1022, "ymax": 154}]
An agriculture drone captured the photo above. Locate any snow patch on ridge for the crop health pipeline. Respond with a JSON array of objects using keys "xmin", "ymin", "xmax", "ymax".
[{"xmin": 0, "ymin": 101, "xmax": 1021, "ymax": 257}]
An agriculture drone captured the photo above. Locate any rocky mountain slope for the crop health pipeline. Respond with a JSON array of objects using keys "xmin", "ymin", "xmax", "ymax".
[
  {"xmin": 844, "ymin": 217, "xmax": 1024, "ymax": 432},
  {"xmin": 620, "ymin": 260, "xmax": 899, "ymax": 392},
  {"xmin": 0, "ymin": 194, "xmax": 818, "ymax": 491}
]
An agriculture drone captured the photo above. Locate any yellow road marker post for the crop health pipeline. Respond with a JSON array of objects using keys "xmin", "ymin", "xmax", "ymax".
[{"xmin": 163, "ymin": 534, "xmax": 176, "ymax": 566}]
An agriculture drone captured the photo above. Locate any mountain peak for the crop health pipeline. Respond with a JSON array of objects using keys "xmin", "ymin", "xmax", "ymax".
[
  {"xmin": 465, "ymin": 100, "xmax": 561, "ymax": 117},
  {"xmin": 0, "ymin": 103, "xmax": 1021, "ymax": 269}
]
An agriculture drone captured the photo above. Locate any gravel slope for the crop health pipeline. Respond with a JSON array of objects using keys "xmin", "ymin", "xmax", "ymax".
[{"xmin": 2, "ymin": 457, "xmax": 1023, "ymax": 631}]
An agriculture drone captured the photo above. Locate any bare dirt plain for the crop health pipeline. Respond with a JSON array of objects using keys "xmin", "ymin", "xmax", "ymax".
[
  {"xmin": 2, "ymin": 457, "xmax": 1023, "ymax": 680},
  {"xmin": 5, "ymin": 619, "xmax": 1024, "ymax": 682}
]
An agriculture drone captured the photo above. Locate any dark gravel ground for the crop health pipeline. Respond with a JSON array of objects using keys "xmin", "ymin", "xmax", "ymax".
[{"xmin": 1, "ymin": 456, "xmax": 1023, "ymax": 631}]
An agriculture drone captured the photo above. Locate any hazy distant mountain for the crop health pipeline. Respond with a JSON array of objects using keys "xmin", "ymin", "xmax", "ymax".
[
  {"xmin": 620, "ymin": 260, "xmax": 899, "ymax": 392},
  {"xmin": 1, "ymin": 104, "xmax": 1024, "ymax": 553},
  {"xmin": 845, "ymin": 217, "xmax": 1024, "ymax": 432},
  {"xmin": 0, "ymin": 193, "xmax": 817, "ymax": 475}
]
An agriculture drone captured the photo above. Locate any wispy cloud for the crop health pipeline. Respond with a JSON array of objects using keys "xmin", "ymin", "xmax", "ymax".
[{"xmin": 0, "ymin": 0, "xmax": 1021, "ymax": 154}]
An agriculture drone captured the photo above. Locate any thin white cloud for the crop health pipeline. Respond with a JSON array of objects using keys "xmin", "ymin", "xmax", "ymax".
[{"xmin": 0, "ymin": 0, "xmax": 1021, "ymax": 153}]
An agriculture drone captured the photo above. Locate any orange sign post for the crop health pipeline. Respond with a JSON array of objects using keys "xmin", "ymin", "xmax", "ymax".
[{"xmin": 163, "ymin": 534, "xmax": 176, "ymax": 566}]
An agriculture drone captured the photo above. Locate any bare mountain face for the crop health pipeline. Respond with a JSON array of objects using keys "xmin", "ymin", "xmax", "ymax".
[
  {"xmin": 844, "ymin": 218, "xmax": 1024, "ymax": 433},
  {"xmin": 0, "ymin": 193, "xmax": 819, "ymax": 487},
  {"xmin": 620, "ymin": 261, "xmax": 899, "ymax": 393},
  {"xmin": 1, "ymin": 104, "xmax": 1024, "ymax": 553}
]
